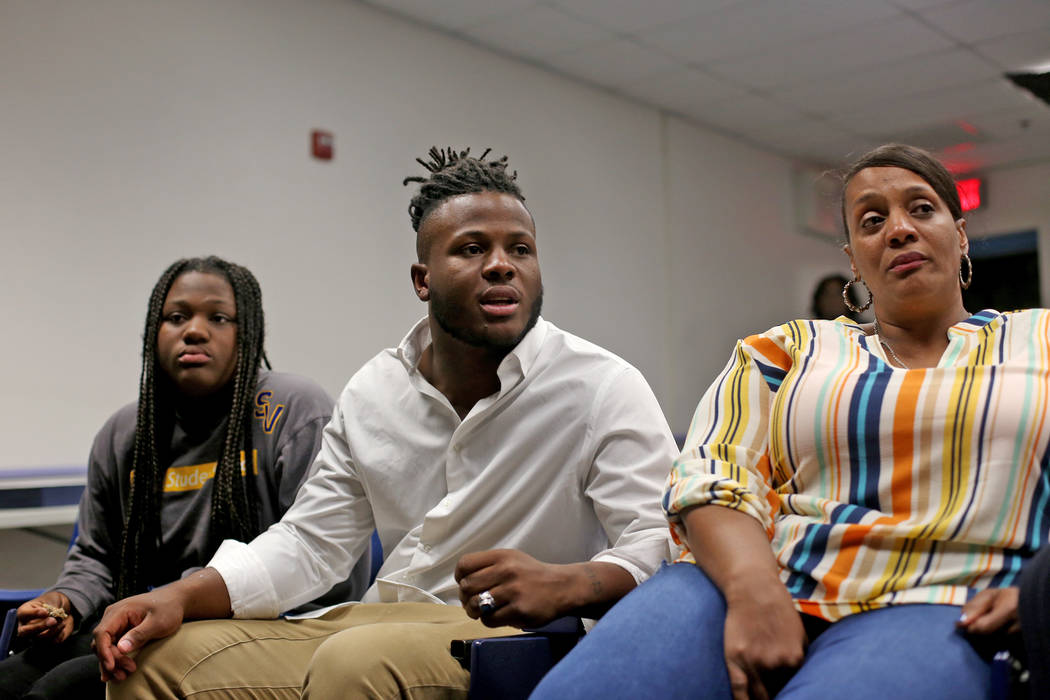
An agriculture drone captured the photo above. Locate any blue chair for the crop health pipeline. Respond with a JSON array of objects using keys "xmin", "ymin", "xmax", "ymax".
[
  {"xmin": 990, "ymin": 649, "xmax": 1029, "ymax": 700},
  {"xmin": 1, "ymin": 524, "xmax": 78, "ymax": 658},
  {"xmin": 1, "ymin": 603, "xmax": 37, "ymax": 658},
  {"xmin": 0, "ymin": 589, "xmax": 47, "ymax": 616},
  {"xmin": 368, "ymin": 530, "xmax": 382, "ymax": 584},
  {"xmin": 0, "ymin": 608, "xmax": 18, "ymax": 658},
  {"xmin": 457, "ymin": 616, "xmax": 584, "ymax": 700}
]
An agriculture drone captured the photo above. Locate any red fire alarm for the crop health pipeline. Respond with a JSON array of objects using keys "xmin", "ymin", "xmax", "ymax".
[{"xmin": 311, "ymin": 130, "xmax": 334, "ymax": 161}]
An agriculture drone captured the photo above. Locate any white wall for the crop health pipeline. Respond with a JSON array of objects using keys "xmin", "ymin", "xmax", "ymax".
[
  {"xmin": 662, "ymin": 116, "xmax": 847, "ymax": 432},
  {"xmin": 2, "ymin": 0, "xmax": 863, "ymax": 470}
]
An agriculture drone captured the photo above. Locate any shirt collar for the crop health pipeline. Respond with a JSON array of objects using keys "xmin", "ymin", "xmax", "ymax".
[
  {"xmin": 947, "ymin": 309, "xmax": 1002, "ymax": 336},
  {"xmin": 396, "ymin": 317, "xmax": 432, "ymax": 372},
  {"xmin": 395, "ymin": 316, "xmax": 550, "ymax": 382},
  {"xmin": 835, "ymin": 309, "xmax": 1004, "ymax": 339}
]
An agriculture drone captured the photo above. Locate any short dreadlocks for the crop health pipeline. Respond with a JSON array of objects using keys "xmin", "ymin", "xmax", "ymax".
[{"xmin": 403, "ymin": 146, "xmax": 525, "ymax": 260}]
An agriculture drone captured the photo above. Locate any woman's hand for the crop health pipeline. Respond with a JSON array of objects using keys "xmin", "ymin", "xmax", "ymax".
[
  {"xmin": 723, "ymin": 576, "xmax": 807, "ymax": 700},
  {"xmin": 957, "ymin": 586, "xmax": 1019, "ymax": 635},
  {"xmin": 16, "ymin": 591, "xmax": 75, "ymax": 644},
  {"xmin": 682, "ymin": 505, "xmax": 808, "ymax": 699}
]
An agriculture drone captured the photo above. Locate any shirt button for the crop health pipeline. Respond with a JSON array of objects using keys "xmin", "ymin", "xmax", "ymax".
[{"xmin": 420, "ymin": 543, "xmax": 432, "ymax": 553}]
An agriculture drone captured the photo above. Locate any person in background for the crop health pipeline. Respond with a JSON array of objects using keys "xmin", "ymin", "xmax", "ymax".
[
  {"xmin": 0, "ymin": 256, "xmax": 367, "ymax": 700},
  {"xmin": 531, "ymin": 143, "xmax": 1045, "ymax": 700},
  {"xmin": 93, "ymin": 147, "xmax": 676, "ymax": 698},
  {"xmin": 810, "ymin": 272, "xmax": 860, "ymax": 321}
]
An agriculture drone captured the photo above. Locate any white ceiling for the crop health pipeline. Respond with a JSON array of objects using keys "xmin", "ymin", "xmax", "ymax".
[{"xmin": 359, "ymin": 0, "xmax": 1050, "ymax": 173}]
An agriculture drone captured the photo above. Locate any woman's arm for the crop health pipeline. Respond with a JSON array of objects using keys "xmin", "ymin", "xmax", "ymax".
[
  {"xmin": 683, "ymin": 505, "xmax": 806, "ymax": 700},
  {"xmin": 49, "ymin": 411, "xmax": 133, "ymax": 625}
]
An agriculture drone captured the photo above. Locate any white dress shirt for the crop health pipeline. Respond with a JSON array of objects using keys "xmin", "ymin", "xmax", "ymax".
[{"xmin": 210, "ymin": 317, "xmax": 677, "ymax": 618}]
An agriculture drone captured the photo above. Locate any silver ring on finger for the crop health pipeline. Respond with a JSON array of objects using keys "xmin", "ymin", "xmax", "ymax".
[{"xmin": 478, "ymin": 590, "xmax": 497, "ymax": 615}]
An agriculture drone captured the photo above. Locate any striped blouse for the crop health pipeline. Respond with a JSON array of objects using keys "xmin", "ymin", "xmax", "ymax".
[{"xmin": 664, "ymin": 309, "xmax": 1050, "ymax": 621}]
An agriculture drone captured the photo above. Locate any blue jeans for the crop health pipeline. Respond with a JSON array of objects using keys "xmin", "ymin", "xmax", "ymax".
[{"xmin": 531, "ymin": 563, "xmax": 991, "ymax": 700}]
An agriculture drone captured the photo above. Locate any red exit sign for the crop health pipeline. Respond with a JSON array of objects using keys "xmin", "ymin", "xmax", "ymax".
[{"xmin": 956, "ymin": 178, "xmax": 981, "ymax": 212}]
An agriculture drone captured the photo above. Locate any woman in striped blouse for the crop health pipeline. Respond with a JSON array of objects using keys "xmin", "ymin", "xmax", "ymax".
[{"xmin": 531, "ymin": 144, "xmax": 1043, "ymax": 700}]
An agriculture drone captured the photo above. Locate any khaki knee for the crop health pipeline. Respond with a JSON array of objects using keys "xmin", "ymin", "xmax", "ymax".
[
  {"xmin": 303, "ymin": 622, "xmax": 470, "ymax": 699},
  {"xmin": 109, "ymin": 617, "xmax": 337, "ymax": 700}
]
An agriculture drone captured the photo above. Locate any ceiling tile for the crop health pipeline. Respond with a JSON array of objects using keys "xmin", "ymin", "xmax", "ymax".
[
  {"xmin": 918, "ymin": 0, "xmax": 1050, "ymax": 44},
  {"xmin": 706, "ymin": 14, "xmax": 956, "ymax": 90},
  {"xmin": 782, "ymin": 136, "xmax": 884, "ymax": 167},
  {"xmin": 974, "ymin": 29, "xmax": 1050, "ymax": 71},
  {"xmin": 461, "ymin": 5, "xmax": 616, "ymax": 57},
  {"xmin": 769, "ymin": 48, "xmax": 1001, "ymax": 117},
  {"xmin": 885, "ymin": 0, "xmax": 965, "ymax": 9},
  {"xmin": 640, "ymin": 0, "xmax": 903, "ymax": 66},
  {"xmin": 961, "ymin": 104, "xmax": 1050, "ymax": 139},
  {"xmin": 742, "ymin": 117, "xmax": 860, "ymax": 147},
  {"xmin": 828, "ymin": 78, "xmax": 1037, "ymax": 135},
  {"xmin": 688, "ymin": 93, "xmax": 810, "ymax": 133},
  {"xmin": 546, "ymin": 0, "xmax": 738, "ymax": 34},
  {"xmin": 362, "ymin": 0, "xmax": 540, "ymax": 32},
  {"xmin": 617, "ymin": 67, "xmax": 751, "ymax": 113},
  {"xmin": 937, "ymin": 131, "xmax": 1050, "ymax": 172},
  {"xmin": 543, "ymin": 38, "xmax": 684, "ymax": 88},
  {"xmin": 360, "ymin": 0, "xmax": 1050, "ymax": 173}
]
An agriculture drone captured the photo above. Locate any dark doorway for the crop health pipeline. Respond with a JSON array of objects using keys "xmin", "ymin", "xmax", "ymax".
[{"xmin": 963, "ymin": 230, "xmax": 1040, "ymax": 313}]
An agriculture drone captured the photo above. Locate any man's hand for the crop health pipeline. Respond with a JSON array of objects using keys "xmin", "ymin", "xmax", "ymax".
[
  {"xmin": 93, "ymin": 567, "xmax": 231, "ymax": 682},
  {"xmin": 958, "ymin": 586, "xmax": 1020, "ymax": 635},
  {"xmin": 454, "ymin": 549, "xmax": 634, "ymax": 629},
  {"xmin": 92, "ymin": 588, "xmax": 186, "ymax": 682},
  {"xmin": 455, "ymin": 549, "xmax": 572, "ymax": 628},
  {"xmin": 16, "ymin": 591, "xmax": 75, "ymax": 644},
  {"xmin": 722, "ymin": 576, "xmax": 807, "ymax": 700}
]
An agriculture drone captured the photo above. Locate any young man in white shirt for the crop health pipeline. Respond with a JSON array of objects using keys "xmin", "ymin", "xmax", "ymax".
[{"xmin": 95, "ymin": 146, "xmax": 677, "ymax": 698}]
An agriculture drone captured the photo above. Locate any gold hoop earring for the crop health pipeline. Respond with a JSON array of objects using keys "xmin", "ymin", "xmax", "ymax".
[
  {"xmin": 843, "ymin": 277, "xmax": 872, "ymax": 313},
  {"xmin": 960, "ymin": 254, "xmax": 973, "ymax": 290}
]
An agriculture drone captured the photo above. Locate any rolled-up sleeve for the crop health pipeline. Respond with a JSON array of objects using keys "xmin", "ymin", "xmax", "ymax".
[
  {"xmin": 208, "ymin": 399, "xmax": 374, "ymax": 618},
  {"xmin": 664, "ymin": 331, "xmax": 792, "ymax": 549},
  {"xmin": 583, "ymin": 366, "xmax": 678, "ymax": 583}
]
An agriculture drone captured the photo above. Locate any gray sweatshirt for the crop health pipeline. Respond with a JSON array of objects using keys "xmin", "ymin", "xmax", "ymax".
[{"xmin": 51, "ymin": 370, "xmax": 369, "ymax": 623}]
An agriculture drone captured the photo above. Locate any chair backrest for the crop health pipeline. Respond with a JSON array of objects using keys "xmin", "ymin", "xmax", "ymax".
[
  {"xmin": 368, "ymin": 529, "xmax": 383, "ymax": 585},
  {"xmin": 1, "ymin": 607, "xmax": 18, "ymax": 658},
  {"xmin": 0, "ymin": 523, "xmax": 78, "ymax": 657}
]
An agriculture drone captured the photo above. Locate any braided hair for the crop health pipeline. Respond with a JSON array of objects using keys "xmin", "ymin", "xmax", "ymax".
[
  {"xmin": 403, "ymin": 146, "xmax": 525, "ymax": 259},
  {"xmin": 117, "ymin": 256, "xmax": 271, "ymax": 598}
]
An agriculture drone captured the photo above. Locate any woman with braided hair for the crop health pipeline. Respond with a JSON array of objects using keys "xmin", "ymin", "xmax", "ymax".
[{"xmin": 0, "ymin": 256, "xmax": 367, "ymax": 699}]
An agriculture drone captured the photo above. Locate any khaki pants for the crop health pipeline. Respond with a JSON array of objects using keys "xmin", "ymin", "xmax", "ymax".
[{"xmin": 106, "ymin": 602, "xmax": 520, "ymax": 699}]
